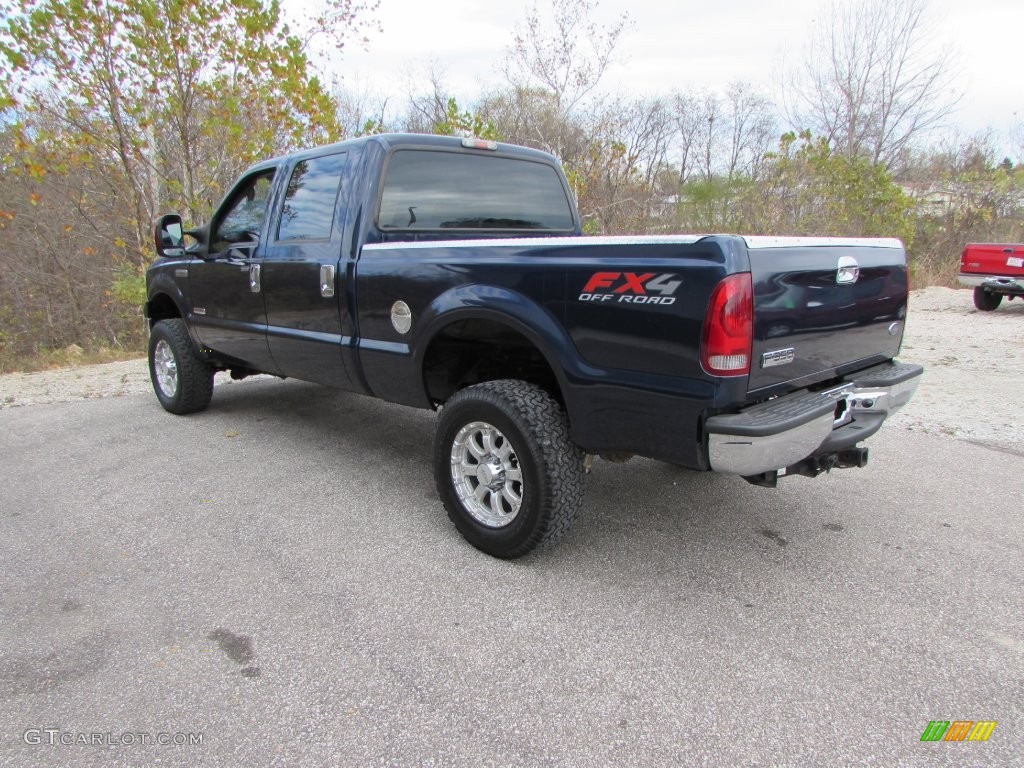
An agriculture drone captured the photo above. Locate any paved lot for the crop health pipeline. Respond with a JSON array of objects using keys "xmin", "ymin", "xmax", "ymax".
[{"xmin": 0, "ymin": 379, "xmax": 1021, "ymax": 766}]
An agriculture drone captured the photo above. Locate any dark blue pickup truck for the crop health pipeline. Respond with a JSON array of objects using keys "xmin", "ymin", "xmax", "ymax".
[{"xmin": 145, "ymin": 133, "xmax": 922, "ymax": 557}]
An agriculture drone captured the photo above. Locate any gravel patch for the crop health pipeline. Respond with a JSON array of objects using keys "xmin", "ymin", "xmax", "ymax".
[
  {"xmin": 1, "ymin": 287, "xmax": 1019, "ymax": 449},
  {"xmin": 887, "ymin": 286, "xmax": 1022, "ymax": 450},
  {"xmin": 0, "ymin": 359, "xmax": 260, "ymax": 408}
]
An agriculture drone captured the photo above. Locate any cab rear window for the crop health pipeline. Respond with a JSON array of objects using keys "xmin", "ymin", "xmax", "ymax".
[{"xmin": 378, "ymin": 150, "xmax": 575, "ymax": 232}]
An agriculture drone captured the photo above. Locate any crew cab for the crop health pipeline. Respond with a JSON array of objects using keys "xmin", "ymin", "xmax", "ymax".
[
  {"xmin": 145, "ymin": 133, "xmax": 922, "ymax": 558},
  {"xmin": 958, "ymin": 242, "xmax": 1024, "ymax": 311}
]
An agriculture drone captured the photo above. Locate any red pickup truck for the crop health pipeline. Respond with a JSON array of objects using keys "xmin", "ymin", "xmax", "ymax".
[{"xmin": 958, "ymin": 243, "xmax": 1024, "ymax": 310}]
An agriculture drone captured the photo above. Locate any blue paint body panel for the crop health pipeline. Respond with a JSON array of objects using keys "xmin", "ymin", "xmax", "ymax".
[{"xmin": 146, "ymin": 134, "xmax": 910, "ymax": 469}]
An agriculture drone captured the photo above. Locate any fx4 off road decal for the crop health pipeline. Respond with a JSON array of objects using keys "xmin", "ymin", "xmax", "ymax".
[{"xmin": 579, "ymin": 272, "xmax": 682, "ymax": 305}]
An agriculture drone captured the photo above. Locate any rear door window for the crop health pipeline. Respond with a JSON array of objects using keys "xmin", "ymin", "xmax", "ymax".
[
  {"xmin": 378, "ymin": 150, "xmax": 575, "ymax": 232},
  {"xmin": 277, "ymin": 152, "xmax": 347, "ymax": 241}
]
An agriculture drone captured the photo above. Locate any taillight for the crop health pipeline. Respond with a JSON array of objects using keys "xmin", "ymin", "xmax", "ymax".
[{"xmin": 701, "ymin": 273, "xmax": 753, "ymax": 376}]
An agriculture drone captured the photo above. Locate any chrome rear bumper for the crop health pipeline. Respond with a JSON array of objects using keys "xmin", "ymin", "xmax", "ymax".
[
  {"xmin": 957, "ymin": 274, "xmax": 1024, "ymax": 292},
  {"xmin": 706, "ymin": 361, "xmax": 923, "ymax": 476}
]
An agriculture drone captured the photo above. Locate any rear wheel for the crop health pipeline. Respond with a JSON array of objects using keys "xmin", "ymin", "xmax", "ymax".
[
  {"xmin": 148, "ymin": 319, "xmax": 214, "ymax": 414},
  {"xmin": 973, "ymin": 287, "xmax": 1002, "ymax": 311},
  {"xmin": 434, "ymin": 380, "xmax": 585, "ymax": 558}
]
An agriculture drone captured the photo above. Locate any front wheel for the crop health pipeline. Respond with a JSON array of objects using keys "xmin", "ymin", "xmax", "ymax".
[
  {"xmin": 434, "ymin": 380, "xmax": 585, "ymax": 558},
  {"xmin": 973, "ymin": 287, "xmax": 1002, "ymax": 311},
  {"xmin": 148, "ymin": 318, "xmax": 214, "ymax": 414}
]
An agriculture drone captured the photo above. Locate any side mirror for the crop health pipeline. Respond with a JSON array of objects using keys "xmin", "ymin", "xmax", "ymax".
[{"xmin": 153, "ymin": 214, "xmax": 185, "ymax": 258}]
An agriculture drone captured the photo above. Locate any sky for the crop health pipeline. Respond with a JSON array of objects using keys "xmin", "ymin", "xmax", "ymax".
[{"xmin": 334, "ymin": 0, "xmax": 1024, "ymax": 147}]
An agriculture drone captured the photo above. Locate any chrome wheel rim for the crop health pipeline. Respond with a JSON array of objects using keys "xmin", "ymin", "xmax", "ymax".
[
  {"xmin": 153, "ymin": 339, "xmax": 178, "ymax": 398},
  {"xmin": 450, "ymin": 421, "xmax": 524, "ymax": 528}
]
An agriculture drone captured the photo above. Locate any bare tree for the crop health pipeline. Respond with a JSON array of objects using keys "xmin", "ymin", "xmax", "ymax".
[
  {"xmin": 504, "ymin": 0, "xmax": 630, "ymax": 157},
  {"xmin": 722, "ymin": 82, "xmax": 776, "ymax": 180},
  {"xmin": 1010, "ymin": 118, "xmax": 1024, "ymax": 165},
  {"xmin": 576, "ymin": 97, "xmax": 673, "ymax": 233},
  {"xmin": 506, "ymin": 0, "xmax": 630, "ymax": 115},
  {"xmin": 671, "ymin": 83, "xmax": 776, "ymax": 184},
  {"xmin": 784, "ymin": 0, "xmax": 960, "ymax": 170},
  {"xmin": 334, "ymin": 83, "xmax": 390, "ymax": 137},
  {"xmin": 402, "ymin": 66, "xmax": 454, "ymax": 134},
  {"xmin": 478, "ymin": 86, "xmax": 585, "ymax": 154},
  {"xmin": 670, "ymin": 91, "xmax": 704, "ymax": 186},
  {"xmin": 694, "ymin": 91, "xmax": 723, "ymax": 183}
]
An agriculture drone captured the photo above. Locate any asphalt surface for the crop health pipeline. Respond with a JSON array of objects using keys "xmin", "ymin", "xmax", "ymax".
[{"xmin": 0, "ymin": 378, "xmax": 1021, "ymax": 767}]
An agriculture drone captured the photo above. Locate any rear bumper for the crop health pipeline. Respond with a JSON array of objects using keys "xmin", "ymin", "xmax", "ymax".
[
  {"xmin": 957, "ymin": 273, "xmax": 1024, "ymax": 294},
  {"xmin": 706, "ymin": 361, "xmax": 923, "ymax": 476}
]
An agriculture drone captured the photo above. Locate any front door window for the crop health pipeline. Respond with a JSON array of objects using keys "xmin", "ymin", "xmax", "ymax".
[{"xmin": 211, "ymin": 172, "xmax": 275, "ymax": 255}]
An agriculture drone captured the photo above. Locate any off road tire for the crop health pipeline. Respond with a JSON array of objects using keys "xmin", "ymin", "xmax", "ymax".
[
  {"xmin": 434, "ymin": 380, "xmax": 585, "ymax": 558},
  {"xmin": 148, "ymin": 318, "xmax": 214, "ymax": 414}
]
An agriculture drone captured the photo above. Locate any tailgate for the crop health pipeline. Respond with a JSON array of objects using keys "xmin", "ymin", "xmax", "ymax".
[
  {"xmin": 745, "ymin": 237, "xmax": 907, "ymax": 394},
  {"xmin": 960, "ymin": 243, "xmax": 1024, "ymax": 277}
]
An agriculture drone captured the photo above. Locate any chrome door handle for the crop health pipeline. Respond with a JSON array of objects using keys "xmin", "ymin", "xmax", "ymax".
[
  {"xmin": 320, "ymin": 264, "xmax": 335, "ymax": 298},
  {"xmin": 249, "ymin": 264, "xmax": 261, "ymax": 293}
]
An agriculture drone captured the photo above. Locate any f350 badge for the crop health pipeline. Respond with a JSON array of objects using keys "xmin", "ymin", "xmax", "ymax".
[{"xmin": 578, "ymin": 271, "xmax": 682, "ymax": 305}]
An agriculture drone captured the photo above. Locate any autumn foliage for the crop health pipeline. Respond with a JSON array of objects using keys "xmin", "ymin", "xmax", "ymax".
[{"xmin": 0, "ymin": 0, "xmax": 1021, "ymax": 369}]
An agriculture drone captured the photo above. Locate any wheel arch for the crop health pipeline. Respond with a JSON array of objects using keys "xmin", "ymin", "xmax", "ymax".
[
  {"xmin": 145, "ymin": 291, "xmax": 184, "ymax": 326},
  {"xmin": 414, "ymin": 285, "xmax": 590, "ymax": 414},
  {"xmin": 145, "ymin": 265, "xmax": 189, "ymax": 329}
]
